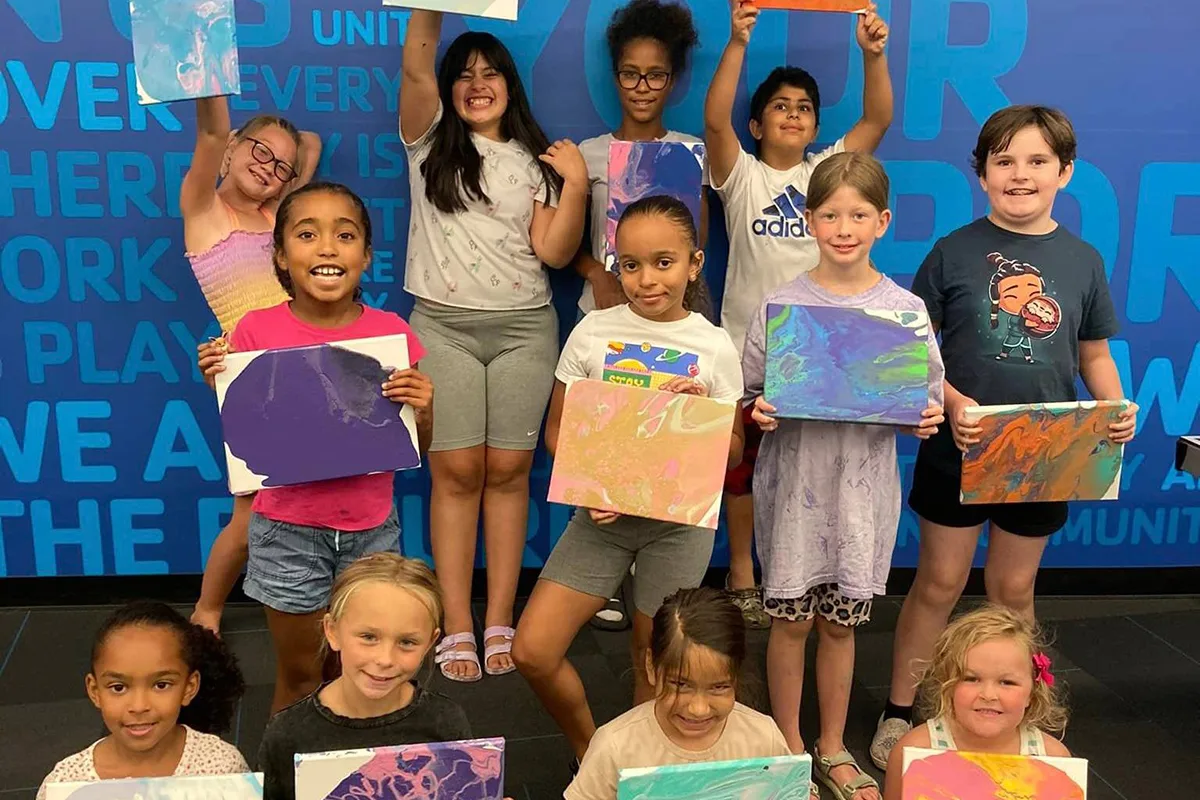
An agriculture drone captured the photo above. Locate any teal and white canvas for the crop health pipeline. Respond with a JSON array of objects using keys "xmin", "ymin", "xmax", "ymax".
[
  {"xmin": 617, "ymin": 754, "xmax": 813, "ymax": 799},
  {"xmin": 45, "ymin": 773, "xmax": 263, "ymax": 800}
]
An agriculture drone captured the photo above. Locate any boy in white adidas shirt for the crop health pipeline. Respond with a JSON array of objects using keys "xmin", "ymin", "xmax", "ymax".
[{"xmin": 703, "ymin": 0, "xmax": 893, "ymax": 632}]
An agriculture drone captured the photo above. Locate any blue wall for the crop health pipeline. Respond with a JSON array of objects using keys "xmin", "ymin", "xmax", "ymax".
[{"xmin": 2, "ymin": 0, "xmax": 1199, "ymax": 577}]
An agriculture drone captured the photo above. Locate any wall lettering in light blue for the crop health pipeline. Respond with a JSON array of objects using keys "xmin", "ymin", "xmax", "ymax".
[
  {"xmin": 1127, "ymin": 162, "xmax": 1200, "ymax": 323},
  {"xmin": 112, "ymin": 499, "xmax": 169, "ymax": 575},
  {"xmin": 0, "ymin": 501, "xmax": 21, "ymax": 576},
  {"xmin": 56, "ymin": 400, "xmax": 116, "ymax": 483},
  {"xmin": 1111, "ymin": 340, "xmax": 1200, "ymax": 436},
  {"xmin": 4, "ymin": 238, "xmax": 175, "ymax": 306},
  {"xmin": 0, "ymin": 402, "xmax": 48, "ymax": 483},
  {"xmin": 32, "ymin": 499, "xmax": 104, "ymax": 576},
  {"xmin": 144, "ymin": 401, "xmax": 222, "ymax": 482},
  {"xmin": 198, "ymin": 498, "xmax": 234, "ymax": 569},
  {"xmin": 904, "ymin": 0, "xmax": 1025, "ymax": 140},
  {"xmin": 875, "ymin": 160, "xmax": 973, "ymax": 274},
  {"xmin": 0, "ymin": 61, "xmax": 179, "ymax": 131},
  {"xmin": 312, "ymin": 9, "xmax": 409, "ymax": 47}
]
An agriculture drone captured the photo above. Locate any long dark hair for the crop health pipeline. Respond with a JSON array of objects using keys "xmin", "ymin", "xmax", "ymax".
[
  {"xmin": 91, "ymin": 602, "xmax": 245, "ymax": 735},
  {"xmin": 616, "ymin": 194, "xmax": 713, "ymax": 321},
  {"xmin": 422, "ymin": 33, "xmax": 561, "ymax": 214},
  {"xmin": 650, "ymin": 587, "xmax": 746, "ymax": 688},
  {"xmin": 272, "ymin": 181, "xmax": 372, "ymax": 302}
]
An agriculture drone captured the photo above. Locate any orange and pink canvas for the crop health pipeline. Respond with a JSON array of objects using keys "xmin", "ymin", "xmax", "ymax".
[
  {"xmin": 901, "ymin": 748, "xmax": 1087, "ymax": 799},
  {"xmin": 752, "ymin": 0, "xmax": 867, "ymax": 12},
  {"xmin": 547, "ymin": 379, "xmax": 736, "ymax": 529}
]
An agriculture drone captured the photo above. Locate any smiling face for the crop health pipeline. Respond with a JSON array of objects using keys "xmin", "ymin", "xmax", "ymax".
[
  {"xmin": 615, "ymin": 212, "xmax": 702, "ymax": 322},
  {"xmin": 649, "ymin": 644, "xmax": 737, "ymax": 750},
  {"xmin": 85, "ymin": 625, "xmax": 199, "ymax": 757},
  {"xmin": 276, "ymin": 190, "xmax": 371, "ymax": 307},
  {"xmin": 615, "ymin": 37, "xmax": 673, "ymax": 127},
  {"xmin": 951, "ymin": 637, "xmax": 1035, "ymax": 744},
  {"xmin": 324, "ymin": 582, "xmax": 439, "ymax": 708},
  {"xmin": 995, "ymin": 272, "xmax": 1044, "ymax": 315},
  {"xmin": 804, "ymin": 184, "xmax": 891, "ymax": 271},
  {"xmin": 982, "ymin": 125, "xmax": 1073, "ymax": 234},
  {"xmin": 751, "ymin": 84, "xmax": 818, "ymax": 157},
  {"xmin": 225, "ymin": 124, "xmax": 297, "ymax": 202},
  {"xmin": 451, "ymin": 51, "xmax": 509, "ymax": 136}
]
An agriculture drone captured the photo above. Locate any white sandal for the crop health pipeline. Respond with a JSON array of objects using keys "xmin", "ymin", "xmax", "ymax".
[
  {"xmin": 434, "ymin": 631, "xmax": 482, "ymax": 683},
  {"xmin": 483, "ymin": 625, "xmax": 517, "ymax": 676}
]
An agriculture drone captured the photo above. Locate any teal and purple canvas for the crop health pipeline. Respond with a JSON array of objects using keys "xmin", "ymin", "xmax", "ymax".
[
  {"xmin": 605, "ymin": 141, "xmax": 705, "ymax": 272},
  {"xmin": 293, "ymin": 738, "xmax": 505, "ymax": 800},
  {"xmin": 130, "ymin": 0, "xmax": 240, "ymax": 105},
  {"xmin": 617, "ymin": 754, "xmax": 812, "ymax": 799},
  {"xmin": 214, "ymin": 334, "xmax": 420, "ymax": 494},
  {"xmin": 45, "ymin": 773, "xmax": 263, "ymax": 800},
  {"xmin": 764, "ymin": 303, "xmax": 930, "ymax": 425}
]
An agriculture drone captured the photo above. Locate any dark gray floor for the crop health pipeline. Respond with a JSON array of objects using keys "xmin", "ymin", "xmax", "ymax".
[{"xmin": 3, "ymin": 596, "xmax": 1199, "ymax": 798}]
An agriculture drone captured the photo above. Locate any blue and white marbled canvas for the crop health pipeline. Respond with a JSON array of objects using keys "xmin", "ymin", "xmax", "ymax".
[
  {"xmin": 130, "ymin": 0, "xmax": 240, "ymax": 105},
  {"xmin": 617, "ymin": 755, "xmax": 813, "ymax": 799}
]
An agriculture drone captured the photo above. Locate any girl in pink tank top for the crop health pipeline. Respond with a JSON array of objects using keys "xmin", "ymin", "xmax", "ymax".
[{"xmin": 180, "ymin": 95, "xmax": 321, "ymax": 634}]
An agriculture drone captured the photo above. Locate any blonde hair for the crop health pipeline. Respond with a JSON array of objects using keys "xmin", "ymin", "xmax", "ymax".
[
  {"xmin": 327, "ymin": 553, "xmax": 443, "ymax": 635},
  {"xmin": 805, "ymin": 151, "xmax": 890, "ymax": 215},
  {"xmin": 917, "ymin": 605, "xmax": 1068, "ymax": 735}
]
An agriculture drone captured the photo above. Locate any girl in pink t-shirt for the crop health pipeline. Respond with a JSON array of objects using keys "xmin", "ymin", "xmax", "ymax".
[{"xmin": 200, "ymin": 182, "xmax": 433, "ymax": 712}]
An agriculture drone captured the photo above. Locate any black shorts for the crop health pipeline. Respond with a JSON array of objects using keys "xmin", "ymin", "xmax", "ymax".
[{"xmin": 908, "ymin": 451, "xmax": 1068, "ymax": 538}]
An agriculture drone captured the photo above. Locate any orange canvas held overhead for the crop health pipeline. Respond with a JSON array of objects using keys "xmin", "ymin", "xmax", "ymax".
[{"xmin": 750, "ymin": 0, "xmax": 867, "ymax": 11}]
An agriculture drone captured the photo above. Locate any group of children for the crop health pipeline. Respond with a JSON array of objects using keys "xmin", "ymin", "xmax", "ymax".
[{"xmin": 37, "ymin": 0, "xmax": 1140, "ymax": 798}]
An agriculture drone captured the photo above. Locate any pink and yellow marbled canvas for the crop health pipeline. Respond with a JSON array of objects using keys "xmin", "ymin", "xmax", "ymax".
[
  {"xmin": 901, "ymin": 748, "xmax": 1087, "ymax": 800},
  {"xmin": 547, "ymin": 379, "xmax": 735, "ymax": 529}
]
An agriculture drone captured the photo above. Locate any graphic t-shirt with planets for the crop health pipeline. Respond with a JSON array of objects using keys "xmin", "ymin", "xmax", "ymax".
[{"xmin": 910, "ymin": 217, "xmax": 1120, "ymax": 473}]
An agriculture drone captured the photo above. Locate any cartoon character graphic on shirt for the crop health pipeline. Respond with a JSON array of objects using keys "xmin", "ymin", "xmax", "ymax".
[
  {"xmin": 603, "ymin": 341, "xmax": 701, "ymax": 388},
  {"xmin": 986, "ymin": 251, "xmax": 1062, "ymax": 363}
]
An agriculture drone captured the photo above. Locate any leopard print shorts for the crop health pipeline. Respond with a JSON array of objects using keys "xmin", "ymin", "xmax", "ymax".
[{"xmin": 763, "ymin": 583, "xmax": 873, "ymax": 626}]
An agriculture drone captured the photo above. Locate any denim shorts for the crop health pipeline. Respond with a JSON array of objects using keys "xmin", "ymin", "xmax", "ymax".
[{"xmin": 242, "ymin": 509, "xmax": 400, "ymax": 614}]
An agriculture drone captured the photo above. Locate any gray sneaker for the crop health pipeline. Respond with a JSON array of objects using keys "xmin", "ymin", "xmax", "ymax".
[
  {"xmin": 870, "ymin": 712, "xmax": 913, "ymax": 770},
  {"xmin": 724, "ymin": 577, "xmax": 771, "ymax": 629}
]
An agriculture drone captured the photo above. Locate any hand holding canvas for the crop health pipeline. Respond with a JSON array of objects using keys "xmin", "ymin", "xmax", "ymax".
[
  {"xmin": 1109, "ymin": 402, "xmax": 1138, "ymax": 444},
  {"xmin": 731, "ymin": 1, "xmax": 760, "ymax": 45},
  {"xmin": 751, "ymin": 395, "xmax": 778, "ymax": 432},
  {"xmin": 947, "ymin": 394, "xmax": 983, "ymax": 452},
  {"xmin": 382, "ymin": 367, "xmax": 433, "ymax": 420},
  {"xmin": 855, "ymin": 2, "xmax": 889, "ymax": 56},
  {"xmin": 199, "ymin": 337, "xmax": 229, "ymax": 390},
  {"xmin": 903, "ymin": 404, "xmax": 945, "ymax": 440}
]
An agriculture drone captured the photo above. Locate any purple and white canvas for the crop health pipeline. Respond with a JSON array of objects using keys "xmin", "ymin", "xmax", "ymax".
[
  {"xmin": 605, "ymin": 141, "xmax": 705, "ymax": 272},
  {"xmin": 214, "ymin": 334, "xmax": 420, "ymax": 494}
]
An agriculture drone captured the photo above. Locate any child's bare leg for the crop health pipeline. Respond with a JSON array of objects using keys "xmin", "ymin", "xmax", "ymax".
[{"xmin": 192, "ymin": 494, "xmax": 254, "ymax": 633}]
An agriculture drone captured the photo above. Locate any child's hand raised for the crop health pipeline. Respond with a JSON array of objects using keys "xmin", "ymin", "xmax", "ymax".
[
  {"xmin": 539, "ymin": 140, "xmax": 589, "ymax": 190},
  {"xmin": 855, "ymin": 3, "xmax": 889, "ymax": 56},
  {"xmin": 904, "ymin": 405, "xmax": 945, "ymax": 440},
  {"xmin": 750, "ymin": 395, "xmax": 778, "ymax": 432},
  {"xmin": 948, "ymin": 395, "xmax": 983, "ymax": 452},
  {"xmin": 383, "ymin": 368, "xmax": 434, "ymax": 416},
  {"xmin": 198, "ymin": 337, "xmax": 228, "ymax": 390},
  {"xmin": 589, "ymin": 509, "xmax": 621, "ymax": 525},
  {"xmin": 1109, "ymin": 402, "xmax": 1138, "ymax": 443},
  {"xmin": 730, "ymin": 1, "xmax": 759, "ymax": 45},
  {"xmin": 660, "ymin": 376, "xmax": 708, "ymax": 397}
]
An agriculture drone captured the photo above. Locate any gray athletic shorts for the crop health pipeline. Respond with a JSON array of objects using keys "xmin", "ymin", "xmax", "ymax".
[
  {"xmin": 409, "ymin": 299, "xmax": 559, "ymax": 451},
  {"xmin": 540, "ymin": 509, "xmax": 715, "ymax": 618}
]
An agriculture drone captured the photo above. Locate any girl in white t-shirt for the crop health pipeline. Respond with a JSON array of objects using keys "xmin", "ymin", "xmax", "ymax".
[
  {"xmin": 564, "ymin": 587, "xmax": 790, "ymax": 800},
  {"xmin": 37, "ymin": 603, "xmax": 247, "ymax": 800},
  {"xmin": 512, "ymin": 195, "xmax": 746, "ymax": 767},
  {"xmin": 399, "ymin": 11, "xmax": 589, "ymax": 683}
]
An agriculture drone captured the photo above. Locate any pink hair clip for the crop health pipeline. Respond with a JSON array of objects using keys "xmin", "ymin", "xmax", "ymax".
[{"xmin": 1032, "ymin": 652, "xmax": 1054, "ymax": 686}]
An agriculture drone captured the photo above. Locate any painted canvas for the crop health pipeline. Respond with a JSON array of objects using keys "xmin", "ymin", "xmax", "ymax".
[
  {"xmin": 1177, "ymin": 435, "xmax": 1200, "ymax": 478},
  {"xmin": 293, "ymin": 738, "xmax": 504, "ymax": 800},
  {"xmin": 547, "ymin": 379, "xmax": 735, "ymax": 529},
  {"xmin": 901, "ymin": 748, "xmax": 1087, "ymax": 799},
  {"xmin": 754, "ymin": 0, "xmax": 868, "ymax": 10},
  {"xmin": 959, "ymin": 400, "xmax": 1127, "ymax": 504},
  {"xmin": 130, "ymin": 0, "xmax": 241, "ymax": 105},
  {"xmin": 602, "ymin": 341, "xmax": 701, "ymax": 389},
  {"xmin": 763, "ymin": 304, "xmax": 930, "ymax": 425},
  {"xmin": 380, "ymin": 0, "xmax": 517, "ymax": 22},
  {"xmin": 605, "ymin": 141, "xmax": 706, "ymax": 272},
  {"xmin": 617, "ymin": 755, "xmax": 813, "ymax": 799},
  {"xmin": 45, "ymin": 773, "xmax": 263, "ymax": 800},
  {"xmin": 214, "ymin": 334, "xmax": 421, "ymax": 494}
]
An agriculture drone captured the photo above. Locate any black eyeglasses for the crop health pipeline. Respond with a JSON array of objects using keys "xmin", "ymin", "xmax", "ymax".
[
  {"xmin": 246, "ymin": 138, "xmax": 297, "ymax": 182},
  {"xmin": 616, "ymin": 70, "xmax": 671, "ymax": 91}
]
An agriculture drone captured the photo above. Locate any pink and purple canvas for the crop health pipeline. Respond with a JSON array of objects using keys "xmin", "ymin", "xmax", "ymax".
[
  {"xmin": 547, "ymin": 379, "xmax": 735, "ymax": 529},
  {"xmin": 293, "ymin": 738, "xmax": 504, "ymax": 800},
  {"xmin": 764, "ymin": 304, "xmax": 930, "ymax": 425},
  {"xmin": 959, "ymin": 401, "xmax": 1126, "ymax": 505},
  {"xmin": 901, "ymin": 748, "xmax": 1087, "ymax": 799},
  {"xmin": 214, "ymin": 334, "xmax": 420, "ymax": 494},
  {"xmin": 605, "ymin": 141, "xmax": 705, "ymax": 271}
]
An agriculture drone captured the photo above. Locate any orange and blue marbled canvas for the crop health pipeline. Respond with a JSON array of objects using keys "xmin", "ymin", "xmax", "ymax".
[
  {"xmin": 605, "ymin": 141, "xmax": 705, "ymax": 272},
  {"xmin": 960, "ymin": 401, "xmax": 1127, "ymax": 505},
  {"xmin": 754, "ymin": 0, "xmax": 867, "ymax": 10},
  {"xmin": 901, "ymin": 748, "xmax": 1087, "ymax": 800},
  {"xmin": 294, "ymin": 738, "xmax": 504, "ymax": 800},
  {"xmin": 547, "ymin": 379, "xmax": 735, "ymax": 529},
  {"xmin": 618, "ymin": 755, "xmax": 812, "ymax": 799},
  {"xmin": 764, "ymin": 304, "xmax": 930, "ymax": 425},
  {"xmin": 130, "ymin": 0, "xmax": 240, "ymax": 105},
  {"xmin": 46, "ymin": 774, "xmax": 262, "ymax": 800}
]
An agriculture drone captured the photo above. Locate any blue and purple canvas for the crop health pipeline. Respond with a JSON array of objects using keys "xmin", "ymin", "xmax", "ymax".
[
  {"xmin": 45, "ymin": 773, "xmax": 263, "ymax": 800},
  {"xmin": 214, "ymin": 334, "xmax": 420, "ymax": 494},
  {"xmin": 130, "ymin": 0, "xmax": 241, "ymax": 105},
  {"xmin": 605, "ymin": 141, "xmax": 705, "ymax": 272},
  {"xmin": 764, "ymin": 303, "xmax": 931, "ymax": 425},
  {"xmin": 617, "ymin": 754, "xmax": 813, "ymax": 799},
  {"xmin": 294, "ymin": 738, "xmax": 505, "ymax": 800}
]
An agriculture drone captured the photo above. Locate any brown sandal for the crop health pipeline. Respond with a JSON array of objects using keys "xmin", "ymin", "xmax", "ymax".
[{"xmin": 813, "ymin": 746, "xmax": 880, "ymax": 800}]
